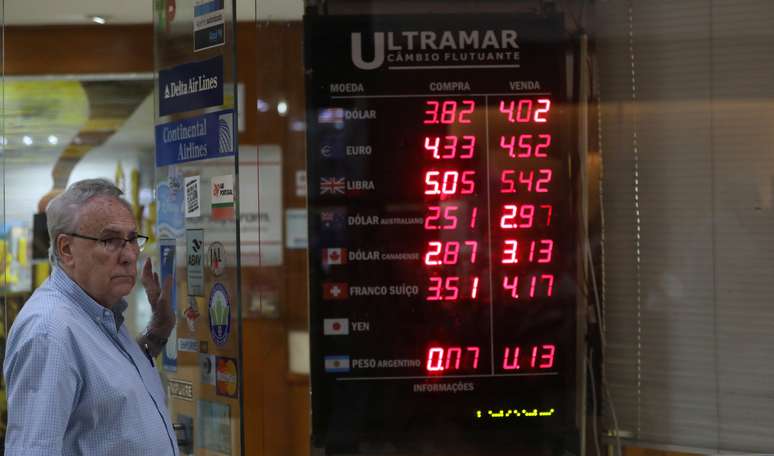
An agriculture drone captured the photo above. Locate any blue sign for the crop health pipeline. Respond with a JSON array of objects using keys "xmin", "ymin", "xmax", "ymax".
[
  {"xmin": 160, "ymin": 240, "xmax": 178, "ymax": 372},
  {"xmin": 155, "ymin": 109, "xmax": 235, "ymax": 166},
  {"xmin": 194, "ymin": 0, "xmax": 224, "ymax": 16},
  {"xmin": 194, "ymin": 24, "xmax": 225, "ymax": 52},
  {"xmin": 157, "ymin": 178, "xmax": 185, "ymax": 238},
  {"xmin": 158, "ymin": 56, "xmax": 224, "ymax": 116}
]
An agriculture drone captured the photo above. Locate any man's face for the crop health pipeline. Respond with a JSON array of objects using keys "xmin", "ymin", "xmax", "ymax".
[{"xmin": 61, "ymin": 196, "xmax": 139, "ymax": 307}]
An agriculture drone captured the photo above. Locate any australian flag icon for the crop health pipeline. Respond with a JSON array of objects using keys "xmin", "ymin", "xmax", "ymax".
[{"xmin": 320, "ymin": 207, "xmax": 347, "ymax": 231}]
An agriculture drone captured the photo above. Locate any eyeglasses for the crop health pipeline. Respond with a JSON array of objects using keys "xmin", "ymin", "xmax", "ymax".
[{"xmin": 68, "ymin": 233, "xmax": 149, "ymax": 252}]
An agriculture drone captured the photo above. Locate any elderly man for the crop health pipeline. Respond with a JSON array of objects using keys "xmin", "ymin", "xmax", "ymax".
[{"xmin": 3, "ymin": 178, "xmax": 179, "ymax": 455}]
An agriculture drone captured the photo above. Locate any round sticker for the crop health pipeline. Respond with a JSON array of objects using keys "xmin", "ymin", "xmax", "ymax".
[
  {"xmin": 207, "ymin": 241, "xmax": 226, "ymax": 276},
  {"xmin": 216, "ymin": 357, "xmax": 239, "ymax": 398},
  {"xmin": 208, "ymin": 283, "xmax": 231, "ymax": 346}
]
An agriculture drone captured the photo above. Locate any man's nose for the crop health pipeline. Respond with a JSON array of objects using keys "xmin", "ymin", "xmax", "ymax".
[{"xmin": 119, "ymin": 243, "xmax": 140, "ymax": 264}]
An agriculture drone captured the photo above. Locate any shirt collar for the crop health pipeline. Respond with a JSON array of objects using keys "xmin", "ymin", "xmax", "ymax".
[{"xmin": 50, "ymin": 267, "xmax": 128, "ymax": 332}]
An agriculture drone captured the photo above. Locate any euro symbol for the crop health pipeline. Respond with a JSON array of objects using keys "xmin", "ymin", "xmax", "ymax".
[{"xmin": 321, "ymin": 145, "xmax": 332, "ymax": 158}]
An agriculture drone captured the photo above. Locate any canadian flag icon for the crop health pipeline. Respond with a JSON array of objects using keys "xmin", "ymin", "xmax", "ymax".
[
  {"xmin": 322, "ymin": 248, "xmax": 347, "ymax": 266},
  {"xmin": 323, "ymin": 283, "xmax": 348, "ymax": 300}
]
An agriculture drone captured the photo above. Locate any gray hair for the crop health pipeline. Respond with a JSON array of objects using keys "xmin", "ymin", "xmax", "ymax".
[{"xmin": 47, "ymin": 178, "xmax": 132, "ymax": 265}]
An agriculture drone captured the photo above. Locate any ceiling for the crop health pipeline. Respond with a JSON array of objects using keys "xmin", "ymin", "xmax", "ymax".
[{"xmin": 3, "ymin": 0, "xmax": 303, "ymax": 24}]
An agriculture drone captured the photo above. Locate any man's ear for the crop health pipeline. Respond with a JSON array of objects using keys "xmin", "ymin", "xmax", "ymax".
[{"xmin": 57, "ymin": 234, "xmax": 75, "ymax": 267}]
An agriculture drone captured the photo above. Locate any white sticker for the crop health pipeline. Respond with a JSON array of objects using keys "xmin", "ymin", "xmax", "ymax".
[
  {"xmin": 200, "ymin": 353, "xmax": 216, "ymax": 385},
  {"xmin": 178, "ymin": 338, "xmax": 200, "ymax": 353},
  {"xmin": 210, "ymin": 174, "xmax": 235, "ymax": 220},
  {"xmin": 186, "ymin": 229, "xmax": 204, "ymax": 296},
  {"xmin": 295, "ymin": 170, "xmax": 307, "ymax": 197},
  {"xmin": 285, "ymin": 208, "xmax": 308, "ymax": 249},
  {"xmin": 184, "ymin": 175, "xmax": 201, "ymax": 218}
]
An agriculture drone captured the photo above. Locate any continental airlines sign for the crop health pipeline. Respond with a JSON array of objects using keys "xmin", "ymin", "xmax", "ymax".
[{"xmin": 351, "ymin": 29, "xmax": 520, "ymax": 70}]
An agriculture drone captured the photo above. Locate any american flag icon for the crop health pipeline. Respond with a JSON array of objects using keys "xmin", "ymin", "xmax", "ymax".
[
  {"xmin": 318, "ymin": 108, "xmax": 344, "ymax": 124},
  {"xmin": 320, "ymin": 177, "xmax": 345, "ymax": 195}
]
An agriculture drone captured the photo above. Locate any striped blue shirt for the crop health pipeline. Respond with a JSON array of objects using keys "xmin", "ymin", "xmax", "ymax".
[{"xmin": 3, "ymin": 267, "xmax": 179, "ymax": 456}]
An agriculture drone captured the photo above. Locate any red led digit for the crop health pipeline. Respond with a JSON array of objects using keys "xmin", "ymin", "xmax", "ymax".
[
  {"xmin": 426, "ymin": 277, "xmax": 460, "ymax": 300},
  {"xmin": 517, "ymin": 135, "xmax": 533, "ymax": 158},
  {"xmin": 502, "ymin": 345, "xmax": 556, "ymax": 371},
  {"xmin": 427, "ymin": 277, "xmax": 444, "ymax": 300},
  {"xmin": 423, "ymin": 100, "xmax": 476, "ymax": 124},
  {"xmin": 464, "ymin": 241, "xmax": 478, "ymax": 263},
  {"xmin": 425, "ymin": 205, "xmax": 441, "ymax": 229},
  {"xmin": 528, "ymin": 274, "xmax": 555, "ymax": 298},
  {"xmin": 470, "ymin": 207, "xmax": 478, "ymax": 228},
  {"xmin": 500, "ymin": 136, "xmax": 517, "ymax": 158},
  {"xmin": 502, "ymin": 169, "xmax": 552, "ymax": 193},
  {"xmin": 526, "ymin": 240, "xmax": 554, "ymax": 264},
  {"xmin": 423, "ymin": 135, "xmax": 476, "ymax": 159},
  {"xmin": 530, "ymin": 346, "xmax": 538, "ymax": 368},
  {"xmin": 503, "ymin": 275, "xmax": 519, "ymax": 298},
  {"xmin": 466, "ymin": 346, "xmax": 480, "ymax": 368},
  {"xmin": 520, "ymin": 134, "xmax": 552, "ymax": 158},
  {"xmin": 423, "ymin": 100, "xmax": 440, "ymax": 124},
  {"xmin": 425, "ymin": 345, "xmax": 481, "ymax": 372},
  {"xmin": 518, "ymin": 170, "xmax": 534, "ymax": 192},
  {"xmin": 425, "ymin": 170, "xmax": 440, "ymax": 194},
  {"xmin": 445, "ymin": 277, "xmax": 460, "ymax": 300},
  {"xmin": 534, "ymin": 98, "xmax": 551, "ymax": 122},
  {"xmin": 540, "ymin": 344, "xmax": 556, "ymax": 368},
  {"xmin": 460, "ymin": 171, "xmax": 475, "ymax": 194},
  {"xmin": 516, "ymin": 99, "xmax": 533, "ymax": 122},
  {"xmin": 442, "ymin": 242, "xmax": 461, "ymax": 264},
  {"xmin": 535, "ymin": 168, "xmax": 552, "ymax": 193},
  {"xmin": 500, "ymin": 204, "xmax": 535, "ymax": 229},
  {"xmin": 441, "ymin": 171, "xmax": 459, "ymax": 194},
  {"xmin": 540, "ymin": 204, "xmax": 553, "ymax": 226},
  {"xmin": 424, "ymin": 205, "xmax": 460, "ymax": 230},
  {"xmin": 535, "ymin": 134, "xmax": 551, "ymax": 157},
  {"xmin": 502, "ymin": 240, "xmax": 518, "ymax": 264},
  {"xmin": 427, "ymin": 347, "xmax": 444, "ymax": 371},
  {"xmin": 458, "ymin": 100, "xmax": 475, "ymax": 123},
  {"xmin": 499, "ymin": 100, "xmax": 514, "ymax": 121},
  {"xmin": 424, "ymin": 241, "xmax": 443, "ymax": 266},
  {"xmin": 542, "ymin": 274, "xmax": 554, "ymax": 296},
  {"xmin": 503, "ymin": 274, "xmax": 555, "ymax": 299},
  {"xmin": 500, "ymin": 170, "xmax": 516, "ymax": 194},
  {"xmin": 502, "ymin": 346, "xmax": 521, "ymax": 370},
  {"xmin": 427, "ymin": 276, "xmax": 479, "ymax": 301},
  {"xmin": 459, "ymin": 135, "xmax": 476, "ymax": 158},
  {"xmin": 500, "ymin": 100, "xmax": 530, "ymax": 123},
  {"xmin": 502, "ymin": 134, "xmax": 553, "ymax": 158},
  {"xmin": 445, "ymin": 206, "xmax": 460, "ymax": 229},
  {"xmin": 424, "ymin": 170, "xmax": 476, "ymax": 195},
  {"xmin": 537, "ymin": 240, "xmax": 553, "ymax": 264},
  {"xmin": 440, "ymin": 101, "xmax": 457, "ymax": 124},
  {"xmin": 498, "ymin": 98, "xmax": 551, "ymax": 123},
  {"xmin": 424, "ymin": 136, "xmax": 441, "ymax": 158},
  {"xmin": 442, "ymin": 136, "xmax": 459, "ymax": 158},
  {"xmin": 445, "ymin": 347, "xmax": 462, "ymax": 370},
  {"xmin": 500, "ymin": 205, "xmax": 517, "ymax": 228},
  {"xmin": 520, "ymin": 205, "xmax": 535, "ymax": 228},
  {"xmin": 424, "ymin": 241, "xmax": 476, "ymax": 266}
]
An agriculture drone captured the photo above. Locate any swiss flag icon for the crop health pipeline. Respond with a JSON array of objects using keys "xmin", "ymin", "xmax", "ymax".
[
  {"xmin": 323, "ymin": 283, "xmax": 349, "ymax": 300},
  {"xmin": 322, "ymin": 248, "xmax": 347, "ymax": 266}
]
